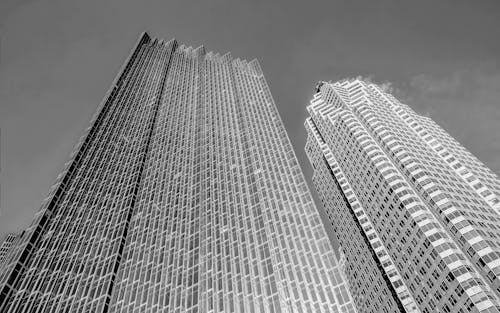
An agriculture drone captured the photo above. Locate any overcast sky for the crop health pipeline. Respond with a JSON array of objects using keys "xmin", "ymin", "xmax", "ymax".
[{"xmin": 1, "ymin": 0, "xmax": 499, "ymax": 244}]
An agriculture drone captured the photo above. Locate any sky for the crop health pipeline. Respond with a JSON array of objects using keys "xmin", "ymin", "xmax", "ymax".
[{"xmin": 1, "ymin": 0, "xmax": 500, "ymax": 246}]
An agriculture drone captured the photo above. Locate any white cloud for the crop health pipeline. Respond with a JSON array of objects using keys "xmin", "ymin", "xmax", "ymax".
[
  {"xmin": 405, "ymin": 68, "xmax": 500, "ymax": 175},
  {"xmin": 344, "ymin": 75, "xmax": 397, "ymax": 94}
]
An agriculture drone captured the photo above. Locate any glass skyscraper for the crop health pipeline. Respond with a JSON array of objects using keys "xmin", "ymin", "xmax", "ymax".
[
  {"xmin": 0, "ymin": 33, "xmax": 356, "ymax": 313},
  {"xmin": 0, "ymin": 234, "xmax": 20, "ymax": 272},
  {"xmin": 305, "ymin": 79, "xmax": 500, "ymax": 313}
]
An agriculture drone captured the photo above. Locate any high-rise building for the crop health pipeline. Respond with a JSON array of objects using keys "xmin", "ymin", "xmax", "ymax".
[
  {"xmin": 0, "ymin": 32, "xmax": 356, "ymax": 313},
  {"xmin": 305, "ymin": 79, "xmax": 500, "ymax": 313},
  {"xmin": 0, "ymin": 234, "xmax": 20, "ymax": 271}
]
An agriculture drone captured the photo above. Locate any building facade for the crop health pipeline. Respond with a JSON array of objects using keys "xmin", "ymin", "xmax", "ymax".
[
  {"xmin": 0, "ymin": 33, "xmax": 356, "ymax": 313},
  {"xmin": 305, "ymin": 79, "xmax": 500, "ymax": 313},
  {"xmin": 0, "ymin": 234, "xmax": 20, "ymax": 271}
]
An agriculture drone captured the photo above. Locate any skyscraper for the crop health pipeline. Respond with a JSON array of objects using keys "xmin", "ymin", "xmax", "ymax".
[
  {"xmin": 0, "ymin": 234, "xmax": 20, "ymax": 271},
  {"xmin": 0, "ymin": 33, "xmax": 356, "ymax": 313},
  {"xmin": 305, "ymin": 79, "xmax": 500, "ymax": 313}
]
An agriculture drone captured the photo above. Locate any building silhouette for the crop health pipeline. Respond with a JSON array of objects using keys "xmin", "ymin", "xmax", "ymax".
[
  {"xmin": 0, "ymin": 33, "xmax": 356, "ymax": 313},
  {"xmin": 305, "ymin": 79, "xmax": 500, "ymax": 313}
]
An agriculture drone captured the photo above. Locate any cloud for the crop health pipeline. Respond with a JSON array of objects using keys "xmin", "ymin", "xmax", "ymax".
[
  {"xmin": 410, "ymin": 73, "xmax": 463, "ymax": 96},
  {"xmin": 403, "ymin": 68, "xmax": 500, "ymax": 176},
  {"xmin": 378, "ymin": 81, "xmax": 395, "ymax": 93},
  {"xmin": 408, "ymin": 68, "xmax": 490, "ymax": 99},
  {"xmin": 344, "ymin": 75, "xmax": 397, "ymax": 94}
]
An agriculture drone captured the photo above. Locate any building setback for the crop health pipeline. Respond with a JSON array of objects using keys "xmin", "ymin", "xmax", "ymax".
[
  {"xmin": 305, "ymin": 79, "xmax": 500, "ymax": 313},
  {"xmin": 0, "ymin": 33, "xmax": 356, "ymax": 313}
]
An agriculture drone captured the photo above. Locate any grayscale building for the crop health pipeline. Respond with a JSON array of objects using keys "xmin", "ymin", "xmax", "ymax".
[
  {"xmin": 305, "ymin": 79, "xmax": 500, "ymax": 313},
  {"xmin": 0, "ymin": 32, "xmax": 356, "ymax": 313},
  {"xmin": 0, "ymin": 234, "xmax": 20, "ymax": 271}
]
